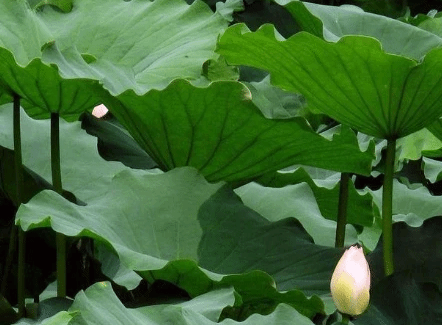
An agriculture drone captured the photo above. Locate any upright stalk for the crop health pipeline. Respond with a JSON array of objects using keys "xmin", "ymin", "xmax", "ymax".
[
  {"xmin": 1, "ymin": 224, "xmax": 16, "ymax": 295},
  {"xmin": 341, "ymin": 313, "xmax": 350, "ymax": 324},
  {"xmin": 382, "ymin": 139, "xmax": 396, "ymax": 276},
  {"xmin": 51, "ymin": 113, "xmax": 66, "ymax": 297},
  {"xmin": 335, "ymin": 173, "xmax": 350, "ymax": 247},
  {"xmin": 13, "ymin": 95, "xmax": 26, "ymax": 317}
]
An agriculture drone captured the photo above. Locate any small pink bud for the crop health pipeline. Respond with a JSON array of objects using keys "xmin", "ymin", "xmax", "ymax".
[
  {"xmin": 330, "ymin": 245, "xmax": 371, "ymax": 316},
  {"xmin": 92, "ymin": 104, "xmax": 108, "ymax": 118}
]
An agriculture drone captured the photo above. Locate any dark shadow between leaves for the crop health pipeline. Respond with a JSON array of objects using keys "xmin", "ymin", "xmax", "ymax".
[{"xmin": 197, "ymin": 184, "xmax": 343, "ymax": 295}]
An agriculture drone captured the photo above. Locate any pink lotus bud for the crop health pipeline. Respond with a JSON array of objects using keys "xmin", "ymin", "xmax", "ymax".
[
  {"xmin": 330, "ymin": 245, "xmax": 371, "ymax": 316},
  {"xmin": 92, "ymin": 104, "xmax": 108, "ymax": 118}
]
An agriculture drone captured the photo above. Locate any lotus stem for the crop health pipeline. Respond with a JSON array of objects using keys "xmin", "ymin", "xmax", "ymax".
[
  {"xmin": 13, "ymin": 95, "xmax": 26, "ymax": 317},
  {"xmin": 341, "ymin": 313, "xmax": 350, "ymax": 324},
  {"xmin": 382, "ymin": 138, "xmax": 396, "ymax": 276},
  {"xmin": 1, "ymin": 224, "xmax": 16, "ymax": 296},
  {"xmin": 335, "ymin": 173, "xmax": 350, "ymax": 247},
  {"xmin": 51, "ymin": 113, "xmax": 66, "ymax": 297}
]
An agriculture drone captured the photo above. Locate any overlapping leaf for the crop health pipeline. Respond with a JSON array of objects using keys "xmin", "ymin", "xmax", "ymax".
[
  {"xmin": 245, "ymin": 75, "xmax": 307, "ymax": 120},
  {"xmin": 197, "ymin": 186, "xmax": 342, "ymax": 297},
  {"xmin": 0, "ymin": 1, "xmax": 101, "ymax": 120},
  {"xmin": 0, "ymin": 105, "xmax": 132, "ymax": 202},
  {"xmin": 217, "ymin": 24, "xmax": 442, "ymax": 139},
  {"xmin": 96, "ymin": 79, "xmax": 374, "ymax": 182},
  {"xmin": 235, "ymin": 181, "xmax": 358, "ymax": 247},
  {"xmin": 0, "ymin": 97, "xmax": 335, "ymax": 307},
  {"xmin": 38, "ymin": 0, "xmax": 228, "ymax": 94},
  {"xmin": 19, "ymin": 282, "xmax": 315, "ymax": 325},
  {"xmin": 396, "ymin": 128, "xmax": 442, "ymax": 160},
  {"xmin": 14, "ymin": 312, "xmax": 71, "ymax": 325},
  {"xmin": 81, "ymin": 114, "xmax": 157, "ymax": 170},
  {"xmin": 274, "ymin": 0, "xmax": 442, "ymax": 60},
  {"xmin": 400, "ymin": 9, "xmax": 442, "ymax": 39},
  {"xmin": 236, "ymin": 166, "xmax": 377, "ymax": 247},
  {"xmin": 0, "ymin": 46, "xmax": 101, "ymax": 121},
  {"xmin": 1, "ymin": 102, "xmax": 334, "ymax": 312},
  {"xmin": 423, "ymin": 157, "xmax": 442, "ymax": 183},
  {"xmin": 67, "ymin": 283, "xmax": 235, "ymax": 325},
  {"xmin": 0, "ymin": 0, "xmax": 52, "ymax": 63},
  {"xmin": 16, "ymin": 168, "xmax": 223, "ymax": 270},
  {"xmin": 254, "ymin": 166, "xmax": 376, "ymax": 228},
  {"xmin": 370, "ymin": 179, "xmax": 442, "ymax": 227},
  {"xmin": 15, "ymin": 168, "xmax": 327, "ymax": 318},
  {"xmin": 0, "ymin": 0, "xmax": 228, "ymax": 120}
]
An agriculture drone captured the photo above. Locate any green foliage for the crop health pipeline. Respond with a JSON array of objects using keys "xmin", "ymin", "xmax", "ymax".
[
  {"xmin": 97, "ymin": 79, "xmax": 374, "ymax": 182},
  {"xmin": 217, "ymin": 23, "xmax": 442, "ymax": 139},
  {"xmin": 0, "ymin": 0, "xmax": 442, "ymax": 324}
]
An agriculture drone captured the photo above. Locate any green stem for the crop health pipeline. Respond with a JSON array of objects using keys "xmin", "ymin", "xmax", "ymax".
[
  {"xmin": 13, "ymin": 95, "xmax": 26, "ymax": 317},
  {"xmin": 335, "ymin": 173, "xmax": 350, "ymax": 247},
  {"xmin": 56, "ymin": 233, "xmax": 66, "ymax": 297},
  {"xmin": 1, "ymin": 225, "xmax": 16, "ymax": 296},
  {"xmin": 382, "ymin": 138, "xmax": 396, "ymax": 276},
  {"xmin": 341, "ymin": 313, "xmax": 350, "ymax": 324},
  {"xmin": 51, "ymin": 113, "xmax": 66, "ymax": 297},
  {"xmin": 18, "ymin": 228, "xmax": 25, "ymax": 316}
]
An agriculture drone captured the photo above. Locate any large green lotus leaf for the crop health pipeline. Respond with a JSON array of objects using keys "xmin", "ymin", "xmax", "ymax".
[
  {"xmin": 16, "ymin": 170, "xmax": 325, "ymax": 318},
  {"xmin": 0, "ymin": 46, "xmax": 101, "ymax": 121},
  {"xmin": 0, "ymin": 0, "xmax": 227, "ymax": 120},
  {"xmin": 0, "ymin": 102, "xmax": 332, "ymax": 315},
  {"xmin": 16, "ymin": 168, "xmax": 223, "ymax": 270},
  {"xmin": 98, "ymin": 245, "xmax": 329, "ymax": 317},
  {"xmin": 274, "ymin": 0, "xmax": 442, "ymax": 60},
  {"xmin": 234, "ymin": 182, "xmax": 358, "ymax": 247},
  {"xmin": 0, "ymin": 1, "xmax": 103, "ymax": 120},
  {"xmin": 62, "ymin": 282, "xmax": 315, "ymax": 325},
  {"xmin": 254, "ymin": 166, "xmax": 376, "ymax": 228},
  {"xmin": 0, "ymin": 0, "xmax": 52, "ymax": 64},
  {"xmin": 217, "ymin": 24, "xmax": 442, "ymax": 139},
  {"xmin": 38, "ymin": 0, "xmax": 228, "ymax": 93},
  {"xmin": 67, "ymin": 283, "xmax": 235, "ymax": 325},
  {"xmin": 96, "ymin": 79, "xmax": 374, "ymax": 182},
  {"xmin": 196, "ymin": 186, "xmax": 342, "ymax": 297},
  {"xmin": 148, "ymin": 265, "xmax": 326, "ymax": 319}
]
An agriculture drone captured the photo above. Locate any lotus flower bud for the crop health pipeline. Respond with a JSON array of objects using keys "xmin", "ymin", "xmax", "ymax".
[
  {"xmin": 330, "ymin": 245, "xmax": 371, "ymax": 316},
  {"xmin": 92, "ymin": 104, "xmax": 108, "ymax": 118}
]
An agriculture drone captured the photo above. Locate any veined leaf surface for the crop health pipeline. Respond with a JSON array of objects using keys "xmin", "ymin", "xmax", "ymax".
[
  {"xmin": 275, "ymin": 0, "xmax": 442, "ymax": 60},
  {"xmin": 218, "ymin": 24, "xmax": 442, "ymax": 139},
  {"xmin": 97, "ymin": 79, "xmax": 374, "ymax": 182}
]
